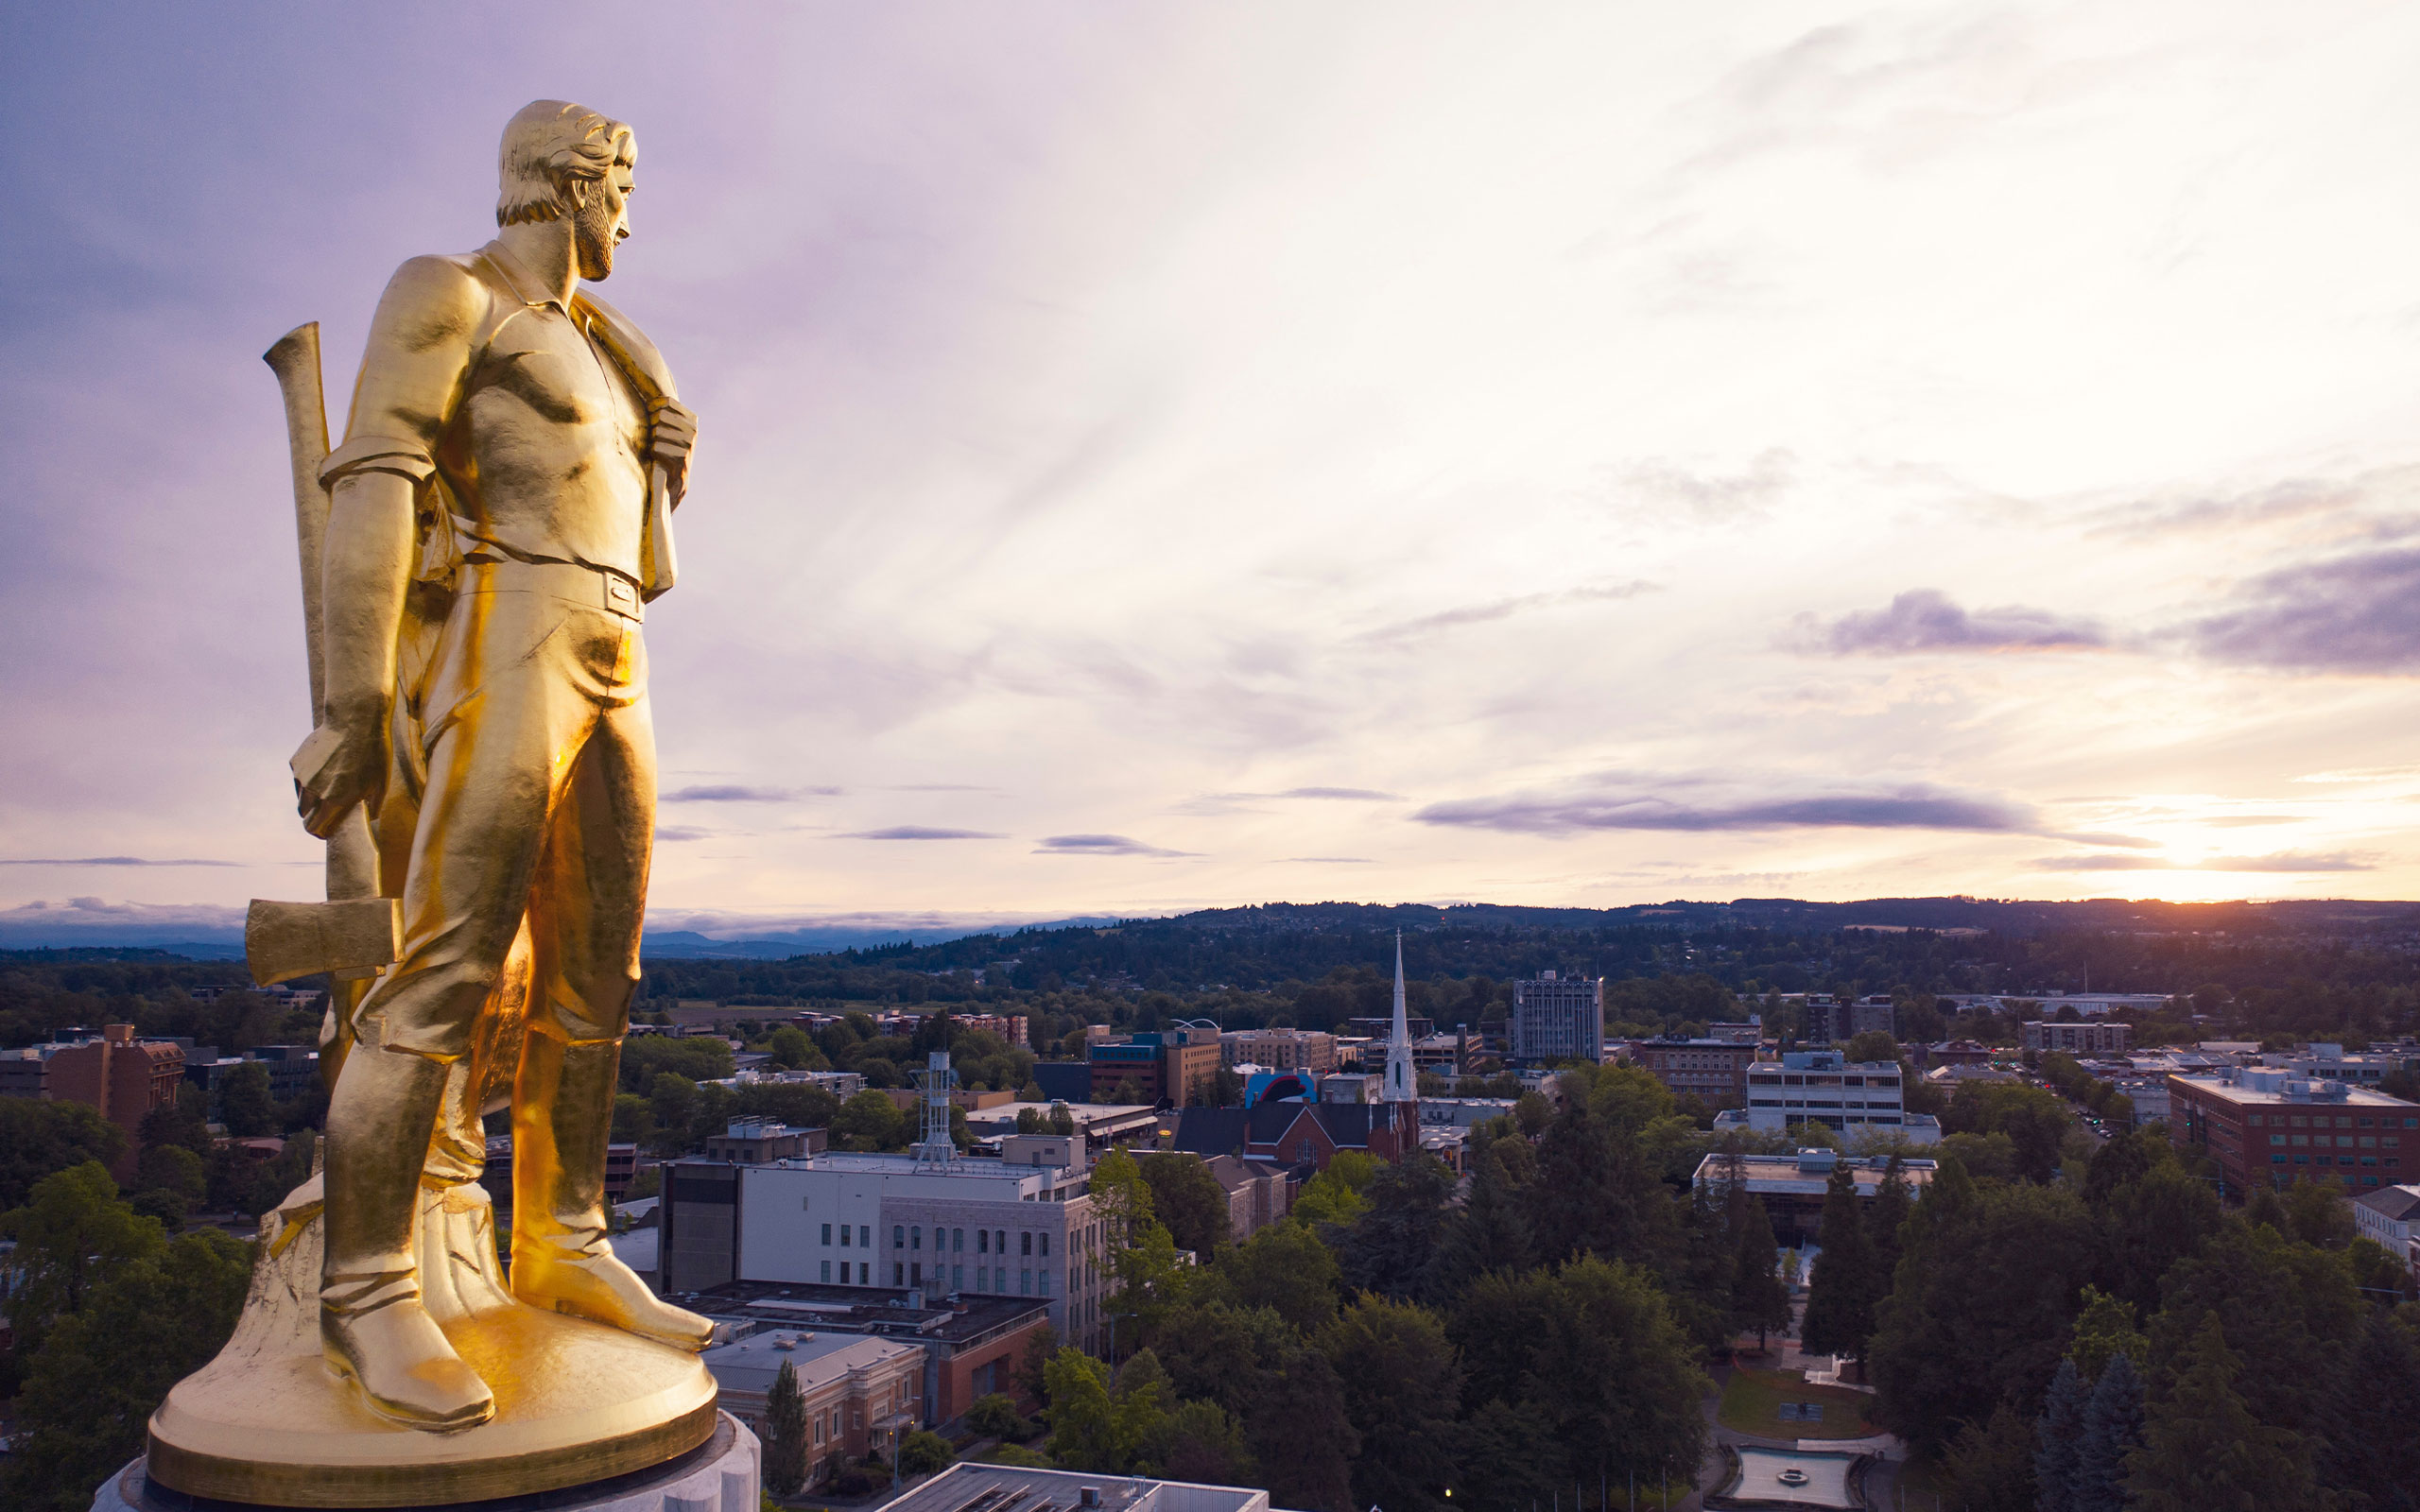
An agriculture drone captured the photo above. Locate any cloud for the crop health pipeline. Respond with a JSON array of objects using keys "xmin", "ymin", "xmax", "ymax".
[
  {"xmin": 1035, "ymin": 833, "xmax": 1198, "ymax": 857},
  {"xmin": 838, "ymin": 827, "xmax": 1007, "ymax": 841},
  {"xmin": 1356, "ymin": 581, "xmax": 1658, "ymax": 646},
  {"xmin": 2048, "ymin": 832, "xmax": 2162, "ymax": 850},
  {"xmin": 2186, "ymin": 547, "xmax": 2420, "ymax": 672},
  {"xmin": 1791, "ymin": 589, "xmax": 2107, "ymax": 655},
  {"xmin": 662, "ymin": 784, "xmax": 838, "ymax": 802},
  {"xmin": 2030, "ymin": 851, "xmax": 2376, "ymax": 873},
  {"xmin": 1283, "ymin": 856, "xmax": 1375, "ymax": 864},
  {"xmin": 1413, "ymin": 773, "xmax": 2036, "ymax": 836},
  {"xmin": 653, "ymin": 827, "xmax": 717, "ymax": 843},
  {"xmin": 0, "ymin": 855, "xmax": 261, "ymax": 867},
  {"xmin": 1274, "ymin": 787, "xmax": 1402, "ymax": 801},
  {"xmin": 1615, "ymin": 449, "xmax": 1795, "ymax": 524}
]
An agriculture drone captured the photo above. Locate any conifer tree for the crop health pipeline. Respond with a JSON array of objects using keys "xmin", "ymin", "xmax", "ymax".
[
  {"xmin": 2126, "ymin": 1313, "xmax": 2312, "ymax": 1510},
  {"xmin": 764, "ymin": 1356, "xmax": 808, "ymax": 1496},
  {"xmin": 2032, "ymin": 1356, "xmax": 2086, "ymax": 1512},
  {"xmin": 1867, "ymin": 1154, "xmax": 1911, "ymax": 1278},
  {"xmin": 2072, "ymin": 1352, "xmax": 2142, "ymax": 1512},
  {"xmin": 1729, "ymin": 1194, "xmax": 1790, "ymax": 1350},
  {"xmin": 1798, "ymin": 1163, "xmax": 1875, "ymax": 1358}
]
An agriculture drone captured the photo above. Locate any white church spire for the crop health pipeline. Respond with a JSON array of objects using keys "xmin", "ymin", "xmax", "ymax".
[{"xmin": 1383, "ymin": 931, "xmax": 1415, "ymax": 1105}]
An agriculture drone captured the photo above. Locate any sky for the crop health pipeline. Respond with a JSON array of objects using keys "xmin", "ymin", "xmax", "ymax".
[{"xmin": 10, "ymin": 2, "xmax": 2420, "ymax": 943}]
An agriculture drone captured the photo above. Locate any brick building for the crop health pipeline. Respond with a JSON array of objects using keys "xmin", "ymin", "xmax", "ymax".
[
  {"xmin": 1618, "ymin": 1037, "xmax": 1762, "ymax": 1108},
  {"xmin": 1219, "ymin": 1027, "xmax": 1338, "ymax": 1075},
  {"xmin": 36, "ymin": 1025, "xmax": 185, "ymax": 1180},
  {"xmin": 699, "ymin": 1324, "xmax": 925, "ymax": 1486},
  {"xmin": 1088, "ymin": 1026, "xmax": 1221, "ymax": 1108},
  {"xmin": 2168, "ymin": 1068, "xmax": 2420, "ymax": 1194},
  {"xmin": 1169, "ymin": 1100, "xmax": 1418, "ymax": 1170}
]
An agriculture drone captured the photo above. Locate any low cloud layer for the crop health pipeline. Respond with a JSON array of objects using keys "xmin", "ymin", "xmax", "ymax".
[
  {"xmin": 662, "ymin": 784, "xmax": 838, "ymax": 803},
  {"xmin": 2187, "ymin": 547, "xmax": 2420, "ymax": 673},
  {"xmin": 1793, "ymin": 590, "xmax": 2107, "ymax": 655},
  {"xmin": 2031, "ymin": 851, "xmax": 2375, "ymax": 873},
  {"xmin": 1036, "ymin": 834, "xmax": 1196, "ymax": 858},
  {"xmin": 1415, "ymin": 774, "xmax": 2035, "ymax": 836},
  {"xmin": 839, "ymin": 827, "xmax": 1007, "ymax": 841}
]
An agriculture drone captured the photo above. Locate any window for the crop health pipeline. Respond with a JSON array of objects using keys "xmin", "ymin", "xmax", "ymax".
[
  {"xmin": 911, "ymin": 1263, "xmax": 923, "ymax": 1285},
  {"xmin": 894, "ymin": 1226, "xmax": 906, "ymax": 1250},
  {"xmin": 2273, "ymin": 1155, "xmax": 2289, "ymax": 1165},
  {"xmin": 2361, "ymin": 1137, "xmax": 2378, "ymax": 1148},
  {"xmin": 912, "ymin": 1227, "xmax": 923, "ymax": 1250},
  {"xmin": 1040, "ymin": 1268, "xmax": 1051, "ymax": 1297},
  {"xmin": 2272, "ymin": 1135, "xmax": 2287, "ymax": 1146},
  {"xmin": 840, "ymin": 1226, "xmax": 852, "ymax": 1247},
  {"xmin": 1022, "ymin": 1231, "xmax": 1033, "ymax": 1256},
  {"xmin": 977, "ymin": 1230, "xmax": 989, "ymax": 1254},
  {"xmin": 895, "ymin": 1263, "xmax": 905, "ymax": 1286},
  {"xmin": 861, "ymin": 1226, "xmax": 871, "ymax": 1247},
  {"xmin": 822, "ymin": 1260, "xmax": 833, "ymax": 1281},
  {"xmin": 2292, "ymin": 1117, "xmax": 2308, "ymax": 1128},
  {"xmin": 2295, "ymin": 1155, "xmax": 2310, "ymax": 1164},
  {"xmin": 821, "ymin": 1223, "xmax": 832, "ymax": 1245},
  {"xmin": 1040, "ymin": 1233, "xmax": 1050, "ymax": 1257},
  {"xmin": 2341, "ymin": 1137, "xmax": 2357, "ymax": 1149},
  {"xmin": 2390, "ymin": 1158, "xmax": 2403, "ymax": 1168},
  {"xmin": 954, "ymin": 1264, "xmax": 964, "ymax": 1290},
  {"xmin": 2362, "ymin": 1157, "xmax": 2379, "ymax": 1167},
  {"xmin": 2339, "ymin": 1118, "xmax": 2355, "ymax": 1129},
  {"xmin": 954, "ymin": 1228, "xmax": 964, "ymax": 1252},
  {"xmin": 996, "ymin": 1230, "xmax": 1007, "ymax": 1255},
  {"xmin": 977, "ymin": 1267, "xmax": 989, "ymax": 1291},
  {"xmin": 858, "ymin": 1263, "xmax": 869, "ymax": 1284},
  {"xmin": 2292, "ymin": 1136, "xmax": 2308, "ymax": 1147},
  {"xmin": 1021, "ymin": 1269, "xmax": 1032, "ymax": 1295},
  {"xmin": 2360, "ymin": 1118, "xmax": 2377, "ymax": 1128}
]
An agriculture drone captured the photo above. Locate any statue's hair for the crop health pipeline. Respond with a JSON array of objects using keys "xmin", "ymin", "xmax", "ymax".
[{"xmin": 495, "ymin": 100, "xmax": 633, "ymax": 228}]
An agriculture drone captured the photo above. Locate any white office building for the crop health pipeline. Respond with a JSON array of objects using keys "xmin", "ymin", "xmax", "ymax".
[{"xmin": 1714, "ymin": 1049, "xmax": 1941, "ymax": 1145}]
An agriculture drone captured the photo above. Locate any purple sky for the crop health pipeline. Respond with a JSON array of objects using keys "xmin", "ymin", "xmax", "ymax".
[{"xmin": 11, "ymin": 3, "xmax": 2420, "ymax": 943}]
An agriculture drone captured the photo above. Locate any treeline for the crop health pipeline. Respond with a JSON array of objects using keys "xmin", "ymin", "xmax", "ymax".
[
  {"xmin": 1789, "ymin": 1109, "xmax": 2419, "ymax": 1507},
  {"xmin": 1011, "ymin": 1065, "xmax": 1792, "ymax": 1512}
]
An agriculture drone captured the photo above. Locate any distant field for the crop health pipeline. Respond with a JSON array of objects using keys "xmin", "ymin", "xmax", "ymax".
[{"xmin": 1717, "ymin": 1366, "xmax": 1879, "ymax": 1441}]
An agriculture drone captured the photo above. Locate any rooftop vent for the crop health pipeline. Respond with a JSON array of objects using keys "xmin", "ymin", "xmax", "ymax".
[{"xmin": 1080, "ymin": 1489, "xmax": 1102, "ymax": 1508}]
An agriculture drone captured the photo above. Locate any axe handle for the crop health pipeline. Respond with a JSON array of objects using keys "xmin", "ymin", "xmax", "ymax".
[
  {"xmin": 263, "ymin": 324, "xmax": 332, "ymax": 716},
  {"xmin": 263, "ymin": 324, "xmax": 379, "ymax": 908}
]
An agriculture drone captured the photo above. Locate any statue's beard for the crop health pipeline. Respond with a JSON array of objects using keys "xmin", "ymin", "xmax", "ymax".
[{"xmin": 573, "ymin": 195, "xmax": 620, "ymax": 281}]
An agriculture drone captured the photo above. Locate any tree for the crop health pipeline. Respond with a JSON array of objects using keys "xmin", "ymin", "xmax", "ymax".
[
  {"xmin": 768, "ymin": 1025, "xmax": 826, "ymax": 1072},
  {"xmin": 1798, "ymin": 1164, "xmax": 1876, "ymax": 1359},
  {"xmin": 833, "ymin": 1089, "xmax": 908, "ymax": 1150},
  {"xmin": 2283, "ymin": 1179, "xmax": 2354, "ymax": 1250},
  {"xmin": 648, "ymin": 1072, "xmax": 698, "ymax": 1156},
  {"xmin": 1139, "ymin": 1153, "xmax": 1231, "ymax": 1256},
  {"xmin": 1047, "ymin": 1102, "xmax": 1077, "ymax": 1136},
  {"xmin": 218, "ymin": 1061, "xmax": 277, "ymax": 1138},
  {"xmin": 1144, "ymin": 1399, "xmax": 1253, "ymax": 1485},
  {"xmin": 1317, "ymin": 1296, "xmax": 1461, "ymax": 1512},
  {"xmin": 1241, "ymin": 1345, "xmax": 1357, "ymax": 1512},
  {"xmin": 2317, "ymin": 1307, "xmax": 2420, "ymax": 1505},
  {"xmin": 1937, "ymin": 1401, "xmax": 2036, "ymax": 1512},
  {"xmin": 2033, "ymin": 1357, "xmax": 2087, "ymax": 1512},
  {"xmin": 1216, "ymin": 1221, "xmax": 1340, "ymax": 1332},
  {"xmin": 2127, "ymin": 1314, "xmax": 2313, "ymax": 1510},
  {"xmin": 1844, "ymin": 1029, "xmax": 1898, "ymax": 1065},
  {"xmin": 2, "ymin": 1224, "xmax": 251, "ymax": 1512},
  {"xmin": 0, "ymin": 1100, "xmax": 126, "ymax": 1211},
  {"xmin": 897, "ymin": 1429, "xmax": 955, "ymax": 1478},
  {"xmin": 1866, "ymin": 1155, "xmax": 1911, "ymax": 1276},
  {"xmin": 1428, "ymin": 1134, "xmax": 1532, "ymax": 1297},
  {"xmin": 2073, "ymin": 1352, "xmax": 2142, "ymax": 1512},
  {"xmin": 764, "ymin": 1357, "xmax": 807, "ymax": 1495},
  {"xmin": 1729, "ymin": 1194, "xmax": 1791, "ymax": 1350},
  {"xmin": 967, "ymin": 1392, "xmax": 1034, "ymax": 1442},
  {"xmin": 1044, "ymin": 1348, "xmax": 1120, "ymax": 1470},
  {"xmin": 1337, "ymin": 1153, "xmax": 1456, "ymax": 1301},
  {"xmin": 2065, "ymin": 1287, "xmax": 2148, "ymax": 1383},
  {"xmin": 1448, "ymin": 1256, "xmax": 1708, "ymax": 1499},
  {"xmin": 3, "ymin": 1161, "xmax": 164, "ymax": 1360}
]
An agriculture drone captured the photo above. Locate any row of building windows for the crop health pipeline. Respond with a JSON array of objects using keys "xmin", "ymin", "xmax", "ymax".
[
  {"xmin": 2247, "ymin": 1113, "xmax": 2419, "ymax": 1130},
  {"xmin": 2269, "ymin": 1134, "xmax": 2399, "ymax": 1148},
  {"xmin": 2270, "ymin": 1153, "xmax": 2399, "ymax": 1168},
  {"xmin": 839, "ymin": 1260, "xmax": 1058, "ymax": 1296}
]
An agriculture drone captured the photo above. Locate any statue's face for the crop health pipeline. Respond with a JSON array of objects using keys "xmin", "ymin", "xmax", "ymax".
[{"xmin": 575, "ymin": 155, "xmax": 633, "ymax": 281}]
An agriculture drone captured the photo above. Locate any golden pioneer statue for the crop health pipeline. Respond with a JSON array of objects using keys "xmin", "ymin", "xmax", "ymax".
[{"xmin": 140, "ymin": 101, "xmax": 741, "ymax": 1507}]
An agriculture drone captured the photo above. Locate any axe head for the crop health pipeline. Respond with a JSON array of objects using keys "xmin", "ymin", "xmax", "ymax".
[{"xmin": 246, "ymin": 897, "xmax": 403, "ymax": 987}]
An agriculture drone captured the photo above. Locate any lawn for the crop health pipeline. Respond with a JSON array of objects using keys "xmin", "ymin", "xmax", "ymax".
[{"xmin": 1717, "ymin": 1366, "xmax": 1881, "ymax": 1440}]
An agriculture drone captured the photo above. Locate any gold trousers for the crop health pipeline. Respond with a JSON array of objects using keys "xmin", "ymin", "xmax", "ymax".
[{"xmin": 325, "ymin": 558, "xmax": 653, "ymax": 1298}]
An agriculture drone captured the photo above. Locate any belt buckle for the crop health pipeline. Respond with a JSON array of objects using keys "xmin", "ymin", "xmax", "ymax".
[{"xmin": 603, "ymin": 575, "xmax": 638, "ymax": 615}]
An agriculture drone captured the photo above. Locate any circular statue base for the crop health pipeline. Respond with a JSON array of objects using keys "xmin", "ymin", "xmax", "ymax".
[
  {"xmin": 141, "ymin": 1177, "xmax": 720, "ymax": 1507},
  {"xmin": 96, "ymin": 1412, "xmax": 758, "ymax": 1512}
]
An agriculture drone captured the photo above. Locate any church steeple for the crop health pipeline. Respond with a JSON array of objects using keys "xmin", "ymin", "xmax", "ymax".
[{"xmin": 1383, "ymin": 931, "xmax": 1415, "ymax": 1105}]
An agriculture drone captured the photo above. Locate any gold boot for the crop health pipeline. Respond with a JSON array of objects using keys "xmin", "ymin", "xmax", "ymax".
[
  {"xmin": 321, "ymin": 1270, "xmax": 496, "ymax": 1431},
  {"xmin": 510, "ymin": 1032, "xmax": 714, "ymax": 1350}
]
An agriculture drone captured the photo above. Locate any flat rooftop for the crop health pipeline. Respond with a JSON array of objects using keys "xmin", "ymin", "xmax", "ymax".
[
  {"xmin": 701, "ymin": 1323, "xmax": 917, "ymax": 1397},
  {"xmin": 675, "ymin": 1278, "xmax": 1050, "ymax": 1349},
  {"xmin": 875, "ymin": 1461, "xmax": 1270, "ymax": 1512},
  {"xmin": 2169, "ymin": 1073, "xmax": 2418, "ymax": 1109}
]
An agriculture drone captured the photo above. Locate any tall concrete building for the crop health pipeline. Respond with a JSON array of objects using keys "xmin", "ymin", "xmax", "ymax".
[{"xmin": 1509, "ymin": 971, "xmax": 1604, "ymax": 1065}]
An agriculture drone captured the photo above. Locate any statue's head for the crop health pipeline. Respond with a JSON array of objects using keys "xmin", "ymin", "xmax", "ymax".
[{"xmin": 496, "ymin": 100, "xmax": 636, "ymax": 281}]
